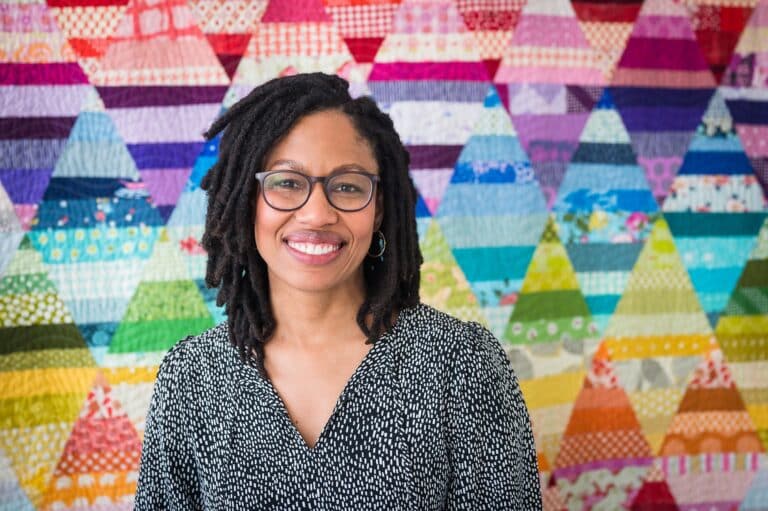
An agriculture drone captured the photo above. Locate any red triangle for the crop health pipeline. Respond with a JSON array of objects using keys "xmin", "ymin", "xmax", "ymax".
[
  {"xmin": 630, "ymin": 480, "xmax": 680, "ymax": 511},
  {"xmin": 483, "ymin": 59, "xmax": 501, "ymax": 79},
  {"xmin": 571, "ymin": 1, "xmax": 642, "ymax": 23},
  {"xmin": 261, "ymin": 0, "xmax": 331, "ymax": 22},
  {"xmin": 690, "ymin": 6, "xmax": 755, "ymax": 84},
  {"xmin": 205, "ymin": 33, "xmax": 252, "ymax": 79},
  {"xmin": 344, "ymin": 37, "xmax": 384, "ymax": 64}
]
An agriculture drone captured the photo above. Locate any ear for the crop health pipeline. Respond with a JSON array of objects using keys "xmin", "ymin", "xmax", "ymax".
[{"xmin": 373, "ymin": 191, "xmax": 384, "ymax": 231}]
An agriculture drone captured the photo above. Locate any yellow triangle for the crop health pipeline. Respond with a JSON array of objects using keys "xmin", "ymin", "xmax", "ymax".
[
  {"xmin": 521, "ymin": 216, "xmax": 580, "ymax": 293},
  {"xmin": 605, "ymin": 217, "xmax": 712, "ymax": 340}
]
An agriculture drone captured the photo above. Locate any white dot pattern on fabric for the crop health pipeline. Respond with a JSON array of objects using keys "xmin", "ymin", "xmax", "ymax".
[{"xmin": 134, "ymin": 303, "xmax": 542, "ymax": 510}]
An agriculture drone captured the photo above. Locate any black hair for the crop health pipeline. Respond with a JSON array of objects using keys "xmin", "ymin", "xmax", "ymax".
[{"xmin": 200, "ymin": 72, "xmax": 422, "ymax": 374}]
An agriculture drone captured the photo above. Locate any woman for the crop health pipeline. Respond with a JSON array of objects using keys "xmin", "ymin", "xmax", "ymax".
[{"xmin": 135, "ymin": 73, "xmax": 541, "ymax": 509}]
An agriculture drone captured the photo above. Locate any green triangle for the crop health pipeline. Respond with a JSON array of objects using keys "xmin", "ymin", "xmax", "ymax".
[
  {"xmin": 505, "ymin": 216, "xmax": 596, "ymax": 344},
  {"xmin": 419, "ymin": 219, "xmax": 487, "ymax": 325},
  {"xmin": 109, "ymin": 229, "xmax": 214, "ymax": 354}
]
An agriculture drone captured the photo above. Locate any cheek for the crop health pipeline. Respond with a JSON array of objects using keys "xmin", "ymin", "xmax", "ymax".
[
  {"xmin": 253, "ymin": 198, "xmax": 285, "ymax": 244},
  {"xmin": 351, "ymin": 210, "xmax": 378, "ymax": 242}
]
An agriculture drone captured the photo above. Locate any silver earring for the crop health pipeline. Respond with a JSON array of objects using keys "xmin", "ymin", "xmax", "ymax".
[{"xmin": 367, "ymin": 230, "xmax": 386, "ymax": 258}]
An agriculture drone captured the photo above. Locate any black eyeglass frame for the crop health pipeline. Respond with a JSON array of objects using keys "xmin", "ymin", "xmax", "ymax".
[{"xmin": 254, "ymin": 169, "xmax": 381, "ymax": 212}]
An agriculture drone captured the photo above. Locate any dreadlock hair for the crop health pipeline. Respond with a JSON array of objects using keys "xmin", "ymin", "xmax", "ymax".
[{"xmin": 200, "ymin": 72, "xmax": 422, "ymax": 374}]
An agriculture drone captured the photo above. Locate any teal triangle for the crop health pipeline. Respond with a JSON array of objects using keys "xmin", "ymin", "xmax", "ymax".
[{"xmin": 53, "ymin": 111, "xmax": 139, "ymax": 180}]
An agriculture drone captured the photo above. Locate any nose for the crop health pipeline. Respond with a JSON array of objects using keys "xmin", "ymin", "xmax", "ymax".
[{"xmin": 294, "ymin": 182, "xmax": 338, "ymax": 226}]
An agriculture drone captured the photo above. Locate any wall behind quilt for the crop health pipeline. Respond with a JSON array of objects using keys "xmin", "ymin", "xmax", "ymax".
[{"xmin": 1, "ymin": 0, "xmax": 767, "ymax": 508}]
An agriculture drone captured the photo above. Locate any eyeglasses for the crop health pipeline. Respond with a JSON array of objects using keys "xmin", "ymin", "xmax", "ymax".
[{"xmin": 254, "ymin": 170, "xmax": 380, "ymax": 212}]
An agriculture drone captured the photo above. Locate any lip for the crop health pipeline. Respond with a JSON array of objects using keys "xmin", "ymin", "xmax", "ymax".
[
  {"xmin": 283, "ymin": 230, "xmax": 345, "ymax": 245},
  {"xmin": 282, "ymin": 231, "xmax": 346, "ymax": 266}
]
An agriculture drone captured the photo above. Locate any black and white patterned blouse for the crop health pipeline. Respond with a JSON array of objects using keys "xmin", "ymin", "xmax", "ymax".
[{"xmin": 134, "ymin": 303, "xmax": 542, "ymax": 510}]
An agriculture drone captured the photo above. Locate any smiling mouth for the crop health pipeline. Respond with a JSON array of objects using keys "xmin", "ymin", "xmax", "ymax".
[{"xmin": 285, "ymin": 241, "xmax": 343, "ymax": 255}]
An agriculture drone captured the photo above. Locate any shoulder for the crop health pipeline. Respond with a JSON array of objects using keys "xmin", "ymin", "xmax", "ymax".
[
  {"xmin": 155, "ymin": 322, "xmax": 242, "ymax": 392},
  {"xmin": 387, "ymin": 303, "xmax": 509, "ymax": 378}
]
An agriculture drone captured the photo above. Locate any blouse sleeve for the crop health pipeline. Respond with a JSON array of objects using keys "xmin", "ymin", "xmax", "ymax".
[
  {"xmin": 445, "ymin": 322, "xmax": 542, "ymax": 510},
  {"xmin": 134, "ymin": 341, "xmax": 204, "ymax": 510}
]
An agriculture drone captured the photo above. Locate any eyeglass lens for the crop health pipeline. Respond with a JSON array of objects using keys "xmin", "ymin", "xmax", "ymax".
[{"xmin": 261, "ymin": 171, "xmax": 374, "ymax": 211}]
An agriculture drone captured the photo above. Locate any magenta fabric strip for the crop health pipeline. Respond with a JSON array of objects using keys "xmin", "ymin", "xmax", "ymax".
[
  {"xmin": 97, "ymin": 86, "xmax": 229, "ymax": 109},
  {"xmin": 369, "ymin": 62, "xmax": 490, "ymax": 81},
  {"xmin": 619, "ymin": 38, "xmax": 709, "ymax": 71},
  {"xmin": 0, "ymin": 63, "xmax": 89, "ymax": 85},
  {"xmin": 0, "ymin": 117, "xmax": 76, "ymax": 140},
  {"xmin": 553, "ymin": 457, "xmax": 654, "ymax": 479}
]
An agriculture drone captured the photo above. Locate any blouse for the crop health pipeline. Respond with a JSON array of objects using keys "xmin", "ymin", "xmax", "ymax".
[{"xmin": 134, "ymin": 303, "xmax": 542, "ymax": 510}]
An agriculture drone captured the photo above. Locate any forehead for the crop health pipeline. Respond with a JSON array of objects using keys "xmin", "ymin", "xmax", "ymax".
[{"xmin": 264, "ymin": 110, "xmax": 377, "ymax": 173}]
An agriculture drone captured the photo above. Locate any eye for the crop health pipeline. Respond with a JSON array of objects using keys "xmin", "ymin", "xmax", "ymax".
[
  {"xmin": 332, "ymin": 182, "xmax": 363, "ymax": 194},
  {"xmin": 273, "ymin": 178, "xmax": 302, "ymax": 189},
  {"xmin": 265, "ymin": 172, "xmax": 306, "ymax": 191},
  {"xmin": 329, "ymin": 174, "xmax": 370, "ymax": 195}
]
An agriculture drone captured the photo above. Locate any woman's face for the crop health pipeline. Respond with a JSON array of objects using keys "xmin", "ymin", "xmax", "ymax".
[{"xmin": 254, "ymin": 109, "xmax": 383, "ymax": 297}]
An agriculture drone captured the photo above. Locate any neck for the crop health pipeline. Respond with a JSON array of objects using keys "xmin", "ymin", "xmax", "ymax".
[{"xmin": 268, "ymin": 277, "xmax": 367, "ymax": 350}]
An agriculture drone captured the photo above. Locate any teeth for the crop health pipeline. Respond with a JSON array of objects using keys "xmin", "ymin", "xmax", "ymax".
[{"xmin": 287, "ymin": 241, "xmax": 340, "ymax": 255}]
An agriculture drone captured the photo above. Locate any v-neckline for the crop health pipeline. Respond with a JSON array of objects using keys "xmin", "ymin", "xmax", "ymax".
[
  {"xmin": 238, "ymin": 306, "xmax": 413, "ymax": 453},
  {"xmin": 260, "ymin": 336, "xmax": 387, "ymax": 453}
]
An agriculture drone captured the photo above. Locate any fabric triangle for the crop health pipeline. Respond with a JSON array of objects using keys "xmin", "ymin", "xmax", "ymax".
[
  {"xmin": 437, "ymin": 85, "xmax": 548, "ymax": 337},
  {"xmin": 369, "ymin": 0, "xmax": 489, "ymax": 81},
  {"xmin": 91, "ymin": 0, "xmax": 229, "ymax": 86},
  {"xmin": 494, "ymin": 0, "xmax": 604, "ymax": 85},
  {"xmin": 663, "ymin": 90, "xmax": 768, "ymax": 327},
  {"xmin": 629, "ymin": 463, "xmax": 681, "ymax": 510},
  {"xmin": 366, "ymin": 2, "xmax": 492, "ymax": 211},
  {"xmin": 612, "ymin": 0, "xmax": 716, "ymax": 88},
  {"xmin": 233, "ymin": 16, "xmax": 354, "ymax": 86},
  {"xmin": 51, "ymin": 88, "xmax": 140, "ymax": 180},
  {"xmin": 502, "ymin": 215, "xmax": 599, "ymax": 383},
  {"xmin": 47, "ymin": 1, "xmax": 130, "ymax": 81},
  {"xmin": 109, "ymin": 227, "xmax": 214, "ymax": 355},
  {"xmin": 687, "ymin": 3, "xmax": 755, "ymax": 84},
  {"xmin": 553, "ymin": 346, "xmax": 654, "ymax": 508},
  {"xmin": 571, "ymin": 0, "xmax": 643, "ymax": 81},
  {"xmin": 456, "ymin": 0, "xmax": 524, "ymax": 70},
  {"xmin": 418, "ymin": 219, "xmax": 487, "ymax": 326},
  {"xmin": 324, "ymin": 1, "xmax": 400, "ymax": 64},
  {"xmin": 658, "ymin": 348, "xmax": 763, "ymax": 509},
  {"xmin": 40, "ymin": 371, "xmax": 142, "ymax": 509},
  {"xmin": 610, "ymin": 0, "xmax": 717, "ymax": 207},
  {"xmin": 188, "ymin": 0, "xmax": 267, "ymax": 79},
  {"xmin": 554, "ymin": 88, "xmax": 659, "ymax": 334},
  {"xmin": 660, "ymin": 348, "xmax": 763, "ymax": 452}
]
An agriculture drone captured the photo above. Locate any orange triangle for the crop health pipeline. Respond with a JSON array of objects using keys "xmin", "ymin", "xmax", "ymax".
[
  {"xmin": 659, "ymin": 348, "xmax": 764, "ymax": 456},
  {"xmin": 41, "ymin": 371, "xmax": 142, "ymax": 508}
]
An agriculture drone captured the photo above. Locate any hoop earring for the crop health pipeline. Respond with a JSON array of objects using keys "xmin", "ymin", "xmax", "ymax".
[{"xmin": 367, "ymin": 230, "xmax": 386, "ymax": 258}]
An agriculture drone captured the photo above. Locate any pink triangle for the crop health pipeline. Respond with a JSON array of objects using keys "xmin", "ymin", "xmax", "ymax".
[
  {"xmin": 261, "ymin": 0, "xmax": 331, "ymax": 22},
  {"xmin": 411, "ymin": 169, "xmax": 454, "ymax": 216}
]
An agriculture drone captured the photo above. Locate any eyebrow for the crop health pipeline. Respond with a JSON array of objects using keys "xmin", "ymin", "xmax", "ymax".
[{"xmin": 266, "ymin": 159, "xmax": 377, "ymax": 174}]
